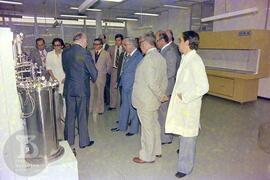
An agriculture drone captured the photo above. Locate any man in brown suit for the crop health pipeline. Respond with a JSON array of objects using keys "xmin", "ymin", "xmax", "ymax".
[
  {"xmin": 90, "ymin": 38, "xmax": 112, "ymax": 114},
  {"xmin": 108, "ymin": 34, "xmax": 124, "ymax": 110}
]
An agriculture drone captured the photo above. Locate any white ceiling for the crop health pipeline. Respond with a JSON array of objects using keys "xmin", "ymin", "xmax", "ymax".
[{"xmin": 0, "ymin": 0, "xmax": 214, "ymax": 21}]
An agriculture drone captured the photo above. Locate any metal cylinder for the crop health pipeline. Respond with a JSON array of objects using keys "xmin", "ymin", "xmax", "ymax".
[{"xmin": 18, "ymin": 85, "xmax": 64, "ymax": 164}]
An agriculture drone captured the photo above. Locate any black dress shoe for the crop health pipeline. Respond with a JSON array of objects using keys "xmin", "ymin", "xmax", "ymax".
[
  {"xmin": 108, "ymin": 107, "xmax": 116, "ymax": 111},
  {"xmin": 125, "ymin": 132, "xmax": 134, "ymax": 136},
  {"xmin": 177, "ymin": 149, "xmax": 179, "ymax": 154},
  {"xmin": 98, "ymin": 113, "xmax": 103, "ymax": 115},
  {"xmin": 111, "ymin": 127, "xmax": 120, "ymax": 132},
  {"xmin": 161, "ymin": 141, "xmax": 172, "ymax": 145},
  {"xmin": 156, "ymin": 154, "xmax": 162, "ymax": 158},
  {"xmin": 80, "ymin": 141, "xmax": 94, "ymax": 149},
  {"xmin": 175, "ymin": 172, "xmax": 186, "ymax": 178},
  {"xmin": 72, "ymin": 148, "xmax": 76, "ymax": 156}
]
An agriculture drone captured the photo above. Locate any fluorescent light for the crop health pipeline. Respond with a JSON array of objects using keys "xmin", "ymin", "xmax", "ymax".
[
  {"xmin": 134, "ymin": 12, "xmax": 159, "ymax": 17},
  {"xmin": 201, "ymin": 7, "xmax": 258, "ymax": 22},
  {"xmin": 0, "ymin": 0, "xmax": 22, "ymax": 5},
  {"xmin": 22, "ymin": 16, "xmax": 55, "ymax": 20},
  {"xmin": 101, "ymin": 0, "xmax": 124, "ymax": 2},
  {"xmin": 70, "ymin": 7, "xmax": 102, "ymax": 12},
  {"xmin": 60, "ymin": 14, "xmax": 88, "ymax": 18},
  {"xmin": 78, "ymin": 0, "xmax": 98, "ymax": 13},
  {"xmin": 192, "ymin": 17, "xmax": 201, "ymax": 20},
  {"xmin": 116, "ymin": 17, "xmax": 138, "ymax": 21},
  {"xmin": 163, "ymin": 4, "xmax": 189, "ymax": 10}
]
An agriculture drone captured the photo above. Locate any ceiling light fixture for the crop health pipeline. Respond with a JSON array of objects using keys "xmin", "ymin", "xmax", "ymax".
[
  {"xmin": 201, "ymin": 7, "xmax": 258, "ymax": 22},
  {"xmin": 70, "ymin": 7, "xmax": 102, "ymax": 12},
  {"xmin": 0, "ymin": 0, "xmax": 22, "ymax": 5},
  {"xmin": 116, "ymin": 17, "xmax": 138, "ymax": 21},
  {"xmin": 163, "ymin": 4, "xmax": 189, "ymax": 10},
  {"xmin": 134, "ymin": 12, "xmax": 159, "ymax": 17},
  {"xmin": 60, "ymin": 14, "xmax": 88, "ymax": 18},
  {"xmin": 22, "ymin": 16, "xmax": 55, "ymax": 20}
]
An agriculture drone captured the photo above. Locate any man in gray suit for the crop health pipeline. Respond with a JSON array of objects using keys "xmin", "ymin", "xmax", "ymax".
[
  {"xmin": 111, "ymin": 37, "xmax": 143, "ymax": 136},
  {"xmin": 29, "ymin": 38, "xmax": 50, "ymax": 78},
  {"xmin": 166, "ymin": 29, "xmax": 181, "ymax": 68},
  {"xmin": 62, "ymin": 32, "xmax": 98, "ymax": 148},
  {"xmin": 132, "ymin": 32, "xmax": 168, "ymax": 163},
  {"xmin": 156, "ymin": 30, "xmax": 180, "ymax": 145}
]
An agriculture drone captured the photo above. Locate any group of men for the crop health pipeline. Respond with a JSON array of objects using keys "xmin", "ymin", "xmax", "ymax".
[{"xmin": 30, "ymin": 29, "xmax": 209, "ymax": 178}]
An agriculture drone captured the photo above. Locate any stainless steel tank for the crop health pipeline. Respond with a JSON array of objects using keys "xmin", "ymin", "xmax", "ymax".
[{"xmin": 18, "ymin": 84, "xmax": 64, "ymax": 164}]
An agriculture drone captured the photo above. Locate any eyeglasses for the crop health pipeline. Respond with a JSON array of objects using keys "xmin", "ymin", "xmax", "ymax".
[{"xmin": 54, "ymin": 44, "xmax": 62, "ymax": 47}]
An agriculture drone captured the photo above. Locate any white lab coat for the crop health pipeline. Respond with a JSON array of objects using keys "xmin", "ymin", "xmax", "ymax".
[{"xmin": 165, "ymin": 50, "xmax": 209, "ymax": 137}]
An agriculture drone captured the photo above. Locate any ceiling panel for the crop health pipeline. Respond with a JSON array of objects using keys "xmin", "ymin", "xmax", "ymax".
[{"xmin": 0, "ymin": 0, "xmax": 213, "ymax": 20}]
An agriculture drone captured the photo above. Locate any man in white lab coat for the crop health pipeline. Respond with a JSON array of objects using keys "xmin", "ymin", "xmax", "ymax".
[{"xmin": 165, "ymin": 31, "xmax": 209, "ymax": 178}]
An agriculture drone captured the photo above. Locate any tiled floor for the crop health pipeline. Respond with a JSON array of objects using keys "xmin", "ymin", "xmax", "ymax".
[{"xmin": 70, "ymin": 95, "xmax": 270, "ymax": 180}]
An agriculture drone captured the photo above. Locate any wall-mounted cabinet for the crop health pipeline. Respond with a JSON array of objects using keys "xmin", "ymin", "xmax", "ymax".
[{"xmin": 199, "ymin": 30, "xmax": 270, "ymax": 103}]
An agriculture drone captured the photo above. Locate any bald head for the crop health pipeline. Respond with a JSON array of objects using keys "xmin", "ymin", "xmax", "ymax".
[
  {"xmin": 166, "ymin": 29, "xmax": 174, "ymax": 42},
  {"xmin": 73, "ymin": 32, "xmax": 88, "ymax": 48}
]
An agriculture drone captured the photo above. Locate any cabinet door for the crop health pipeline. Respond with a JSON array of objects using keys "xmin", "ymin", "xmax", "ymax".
[{"xmin": 208, "ymin": 75, "xmax": 234, "ymax": 97}]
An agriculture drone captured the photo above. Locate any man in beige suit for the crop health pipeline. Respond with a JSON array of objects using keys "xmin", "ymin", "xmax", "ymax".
[
  {"xmin": 90, "ymin": 38, "xmax": 112, "ymax": 114},
  {"xmin": 108, "ymin": 34, "xmax": 124, "ymax": 110},
  {"xmin": 132, "ymin": 32, "xmax": 169, "ymax": 163}
]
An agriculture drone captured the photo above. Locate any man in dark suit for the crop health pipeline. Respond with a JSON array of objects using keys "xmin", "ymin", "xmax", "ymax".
[
  {"xmin": 62, "ymin": 32, "xmax": 98, "ymax": 148},
  {"xmin": 111, "ymin": 38, "xmax": 143, "ymax": 136},
  {"xmin": 99, "ymin": 34, "xmax": 110, "ymax": 51}
]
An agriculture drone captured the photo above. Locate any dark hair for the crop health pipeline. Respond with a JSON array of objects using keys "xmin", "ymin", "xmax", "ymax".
[
  {"xmin": 94, "ymin": 38, "xmax": 103, "ymax": 45},
  {"xmin": 115, "ymin": 34, "xmax": 124, "ymax": 40},
  {"xmin": 100, "ymin": 34, "xmax": 106, "ymax": 39},
  {"xmin": 36, "ymin": 38, "xmax": 45, "ymax": 45},
  {"xmin": 158, "ymin": 31, "xmax": 169, "ymax": 43},
  {"xmin": 182, "ymin": 31, "xmax": 200, "ymax": 50},
  {"xmin": 52, "ymin": 38, "xmax": 64, "ymax": 47}
]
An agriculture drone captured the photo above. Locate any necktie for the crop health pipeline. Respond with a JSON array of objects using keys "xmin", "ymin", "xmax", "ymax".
[
  {"xmin": 115, "ymin": 46, "xmax": 120, "ymax": 68},
  {"xmin": 95, "ymin": 51, "xmax": 99, "ymax": 63},
  {"xmin": 40, "ymin": 50, "xmax": 46, "ymax": 67}
]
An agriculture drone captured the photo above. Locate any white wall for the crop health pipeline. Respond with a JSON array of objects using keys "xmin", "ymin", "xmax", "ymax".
[
  {"xmin": 126, "ymin": 8, "xmax": 191, "ymax": 41},
  {"xmin": 213, "ymin": 0, "xmax": 269, "ymax": 31},
  {"xmin": 213, "ymin": 0, "xmax": 270, "ymax": 98}
]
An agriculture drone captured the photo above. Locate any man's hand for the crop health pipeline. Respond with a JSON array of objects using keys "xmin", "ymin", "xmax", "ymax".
[
  {"xmin": 177, "ymin": 93, "xmax": 182, "ymax": 100},
  {"xmin": 161, "ymin": 95, "xmax": 169, "ymax": 103}
]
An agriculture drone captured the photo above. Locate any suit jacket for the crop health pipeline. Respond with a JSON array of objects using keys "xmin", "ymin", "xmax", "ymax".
[
  {"xmin": 62, "ymin": 44, "xmax": 98, "ymax": 97},
  {"xmin": 108, "ymin": 45, "xmax": 124, "ymax": 70},
  {"xmin": 160, "ymin": 44, "xmax": 180, "ymax": 96},
  {"xmin": 170, "ymin": 41, "xmax": 182, "ymax": 69},
  {"xmin": 119, "ymin": 50, "xmax": 143, "ymax": 92},
  {"xmin": 165, "ymin": 50, "xmax": 209, "ymax": 137},
  {"xmin": 29, "ymin": 48, "xmax": 50, "ymax": 78},
  {"xmin": 132, "ymin": 48, "xmax": 168, "ymax": 111},
  {"xmin": 90, "ymin": 49, "xmax": 111, "ymax": 83},
  {"xmin": 116, "ymin": 52, "xmax": 125, "ymax": 82}
]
